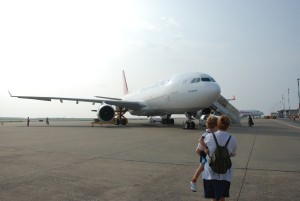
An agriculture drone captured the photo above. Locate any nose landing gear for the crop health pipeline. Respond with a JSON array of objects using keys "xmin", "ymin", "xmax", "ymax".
[{"xmin": 183, "ymin": 112, "xmax": 196, "ymax": 129}]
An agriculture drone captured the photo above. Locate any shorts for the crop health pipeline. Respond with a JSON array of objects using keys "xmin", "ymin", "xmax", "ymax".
[
  {"xmin": 200, "ymin": 151, "xmax": 207, "ymax": 164},
  {"xmin": 203, "ymin": 179, "xmax": 230, "ymax": 200},
  {"xmin": 200, "ymin": 156, "xmax": 207, "ymax": 164}
]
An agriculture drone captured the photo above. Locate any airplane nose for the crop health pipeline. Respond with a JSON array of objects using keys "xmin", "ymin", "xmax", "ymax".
[
  {"xmin": 215, "ymin": 82, "xmax": 221, "ymax": 95},
  {"xmin": 211, "ymin": 82, "xmax": 221, "ymax": 100}
]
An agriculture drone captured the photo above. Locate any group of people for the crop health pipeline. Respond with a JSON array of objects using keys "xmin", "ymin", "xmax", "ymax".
[
  {"xmin": 190, "ymin": 115, "xmax": 237, "ymax": 201},
  {"xmin": 26, "ymin": 117, "xmax": 49, "ymax": 126}
]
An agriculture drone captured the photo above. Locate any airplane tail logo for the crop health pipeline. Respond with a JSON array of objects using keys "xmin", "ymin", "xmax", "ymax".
[{"xmin": 122, "ymin": 70, "xmax": 129, "ymax": 95}]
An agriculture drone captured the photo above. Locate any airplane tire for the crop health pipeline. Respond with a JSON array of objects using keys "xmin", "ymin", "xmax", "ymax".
[
  {"xmin": 191, "ymin": 122, "xmax": 195, "ymax": 129},
  {"xmin": 184, "ymin": 121, "xmax": 190, "ymax": 129},
  {"xmin": 121, "ymin": 119, "xmax": 127, "ymax": 125},
  {"xmin": 170, "ymin": 118, "xmax": 174, "ymax": 125}
]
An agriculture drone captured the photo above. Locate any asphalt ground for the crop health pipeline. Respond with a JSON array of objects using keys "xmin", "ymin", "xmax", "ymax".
[{"xmin": 0, "ymin": 118, "xmax": 299, "ymax": 201}]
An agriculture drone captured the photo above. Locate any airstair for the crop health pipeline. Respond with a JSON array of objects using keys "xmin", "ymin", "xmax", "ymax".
[{"xmin": 211, "ymin": 95, "xmax": 241, "ymax": 126}]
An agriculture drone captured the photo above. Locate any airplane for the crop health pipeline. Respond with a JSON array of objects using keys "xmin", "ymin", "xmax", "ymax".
[
  {"xmin": 9, "ymin": 71, "xmax": 221, "ymax": 129},
  {"xmin": 239, "ymin": 110, "xmax": 264, "ymax": 118}
]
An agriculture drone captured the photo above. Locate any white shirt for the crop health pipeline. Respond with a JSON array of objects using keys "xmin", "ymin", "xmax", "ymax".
[
  {"xmin": 197, "ymin": 129, "xmax": 211, "ymax": 150},
  {"xmin": 202, "ymin": 130, "xmax": 237, "ymax": 182}
]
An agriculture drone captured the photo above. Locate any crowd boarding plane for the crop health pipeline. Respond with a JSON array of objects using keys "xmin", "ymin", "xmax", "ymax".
[
  {"xmin": 239, "ymin": 110, "xmax": 264, "ymax": 118},
  {"xmin": 9, "ymin": 71, "xmax": 221, "ymax": 129}
]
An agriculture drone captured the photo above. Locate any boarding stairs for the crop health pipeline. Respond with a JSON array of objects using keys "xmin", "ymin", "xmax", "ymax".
[{"xmin": 211, "ymin": 95, "xmax": 241, "ymax": 126}]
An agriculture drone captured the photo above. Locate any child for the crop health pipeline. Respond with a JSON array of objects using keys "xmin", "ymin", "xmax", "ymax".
[{"xmin": 190, "ymin": 115, "xmax": 218, "ymax": 192}]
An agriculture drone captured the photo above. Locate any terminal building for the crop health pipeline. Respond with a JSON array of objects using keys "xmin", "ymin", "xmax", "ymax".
[{"xmin": 276, "ymin": 109, "xmax": 299, "ymax": 118}]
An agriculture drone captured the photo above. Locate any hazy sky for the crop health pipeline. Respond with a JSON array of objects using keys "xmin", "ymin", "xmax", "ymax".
[{"xmin": 1, "ymin": 0, "xmax": 299, "ymax": 118}]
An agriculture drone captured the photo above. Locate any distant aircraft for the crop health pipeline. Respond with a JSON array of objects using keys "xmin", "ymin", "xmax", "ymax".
[
  {"xmin": 239, "ymin": 110, "xmax": 264, "ymax": 118},
  {"xmin": 9, "ymin": 71, "xmax": 221, "ymax": 129}
]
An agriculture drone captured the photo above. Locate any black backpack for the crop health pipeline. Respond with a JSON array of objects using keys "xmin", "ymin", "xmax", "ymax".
[{"xmin": 209, "ymin": 133, "xmax": 232, "ymax": 174}]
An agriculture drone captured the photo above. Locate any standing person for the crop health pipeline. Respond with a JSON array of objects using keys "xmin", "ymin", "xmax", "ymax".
[
  {"xmin": 202, "ymin": 115, "xmax": 237, "ymax": 201},
  {"xmin": 190, "ymin": 115, "xmax": 218, "ymax": 192},
  {"xmin": 27, "ymin": 117, "xmax": 30, "ymax": 127},
  {"xmin": 248, "ymin": 115, "xmax": 254, "ymax": 127},
  {"xmin": 46, "ymin": 117, "xmax": 49, "ymax": 125}
]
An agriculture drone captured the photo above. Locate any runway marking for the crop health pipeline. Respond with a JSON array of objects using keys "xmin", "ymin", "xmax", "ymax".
[
  {"xmin": 237, "ymin": 127, "xmax": 258, "ymax": 201},
  {"xmin": 273, "ymin": 120, "xmax": 300, "ymax": 130}
]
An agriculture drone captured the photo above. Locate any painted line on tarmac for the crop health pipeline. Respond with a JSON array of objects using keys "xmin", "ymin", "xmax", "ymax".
[{"xmin": 274, "ymin": 120, "xmax": 300, "ymax": 130}]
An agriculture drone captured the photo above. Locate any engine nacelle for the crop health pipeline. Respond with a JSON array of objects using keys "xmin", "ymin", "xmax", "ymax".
[
  {"xmin": 193, "ymin": 111, "xmax": 202, "ymax": 119},
  {"xmin": 193, "ymin": 108, "xmax": 212, "ymax": 119},
  {"xmin": 97, "ymin": 104, "xmax": 115, "ymax": 122}
]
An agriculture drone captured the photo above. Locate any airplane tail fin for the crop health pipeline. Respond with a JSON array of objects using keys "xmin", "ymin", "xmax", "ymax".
[
  {"xmin": 227, "ymin": 95, "xmax": 236, "ymax": 101},
  {"xmin": 122, "ymin": 70, "xmax": 129, "ymax": 95}
]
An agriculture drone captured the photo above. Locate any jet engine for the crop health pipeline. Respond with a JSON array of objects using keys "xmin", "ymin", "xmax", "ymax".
[
  {"xmin": 193, "ymin": 111, "xmax": 202, "ymax": 119},
  {"xmin": 192, "ymin": 108, "xmax": 212, "ymax": 119},
  {"xmin": 97, "ymin": 104, "xmax": 115, "ymax": 122}
]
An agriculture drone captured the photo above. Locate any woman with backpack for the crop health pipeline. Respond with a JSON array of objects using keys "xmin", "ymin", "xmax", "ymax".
[{"xmin": 202, "ymin": 115, "xmax": 237, "ymax": 201}]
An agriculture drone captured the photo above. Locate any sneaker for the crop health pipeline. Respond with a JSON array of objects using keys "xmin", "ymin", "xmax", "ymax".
[{"xmin": 190, "ymin": 181, "xmax": 197, "ymax": 192}]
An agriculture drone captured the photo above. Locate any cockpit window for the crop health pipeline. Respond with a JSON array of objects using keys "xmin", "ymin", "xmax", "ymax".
[
  {"xmin": 191, "ymin": 77, "xmax": 215, "ymax": 83},
  {"xmin": 201, "ymin": 77, "xmax": 210, "ymax": 82},
  {"xmin": 210, "ymin": 77, "xmax": 216, "ymax": 82},
  {"xmin": 191, "ymin": 78, "xmax": 197, "ymax": 83}
]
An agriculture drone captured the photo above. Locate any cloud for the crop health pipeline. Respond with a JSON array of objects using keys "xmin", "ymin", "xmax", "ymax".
[{"xmin": 161, "ymin": 16, "xmax": 181, "ymax": 28}]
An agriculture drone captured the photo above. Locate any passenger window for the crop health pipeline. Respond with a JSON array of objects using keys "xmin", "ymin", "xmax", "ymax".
[
  {"xmin": 191, "ymin": 78, "xmax": 197, "ymax": 83},
  {"xmin": 201, "ymin": 77, "xmax": 210, "ymax": 82},
  {"xmin": 196, "ymin": 78, "xmax": 201, "ymax": 83}
]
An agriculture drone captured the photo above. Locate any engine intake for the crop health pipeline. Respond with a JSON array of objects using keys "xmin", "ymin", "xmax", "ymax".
[{"xmin": 97, "ymin": 105, "xmax": 115, "ymax": 122}]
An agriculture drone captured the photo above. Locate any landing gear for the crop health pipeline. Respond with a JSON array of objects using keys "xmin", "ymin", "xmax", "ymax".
[
  {"xmin": 183, "ymin": 112, "xmax": 196, "ymax": 129},
  {"xmin": 161, "ymin": 114, "xmax": 174, "ymax": 125},
  {"xmin": 183, "ymin": 121, "xmax": 195, "ymax": 129},
  {"xmin": 115, "ymin": 107, "xmax": 128, "ymax": 125}
]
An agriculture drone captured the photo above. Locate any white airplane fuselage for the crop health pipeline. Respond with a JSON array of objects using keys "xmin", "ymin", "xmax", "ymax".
[{"xmin": 123, "ymin": 72, "xmax": 221, "ymax": 116}]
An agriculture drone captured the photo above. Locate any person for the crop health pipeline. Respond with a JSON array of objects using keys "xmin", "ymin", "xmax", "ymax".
[
  {"xmin": 27, "ymin": 117, "xmax": 30, "ymax": 127},
  {"xmin": 190, "ymin": 115, "xmax": 218, "ymax": 192},
  {"xmin": 46, "ymin": 117, "xmax": 49, "ymax": 125},
  {"xmin": 248, "ymin": 115, "xmax": 254, "ymax": 127},
  {"xmin": 202, "ymin": 115, "xmax": 237, "ymax": 201}
]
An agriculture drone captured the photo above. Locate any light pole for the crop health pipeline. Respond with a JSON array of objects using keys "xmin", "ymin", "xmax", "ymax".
[
  {"xmin": 297, "ymin": 78, "xmax": 300, "ymax": 115},
  {"xmin": 282, "ymin": 94, "xmax": 286, "ymax": 117},
  {"xmin": 288, "ymin": 88, "xmax": 290, "ymax": 116}
]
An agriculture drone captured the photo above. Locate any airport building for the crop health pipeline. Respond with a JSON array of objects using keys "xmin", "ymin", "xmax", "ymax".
[{"xmin": 277, "ymin": 109, "xmax": 299, "ymax": 118}]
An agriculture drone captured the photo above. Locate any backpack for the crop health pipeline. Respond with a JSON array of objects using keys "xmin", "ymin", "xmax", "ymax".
[{"xmin": 209, "ymin": 133, "xmax": 232, "ymax": 174}]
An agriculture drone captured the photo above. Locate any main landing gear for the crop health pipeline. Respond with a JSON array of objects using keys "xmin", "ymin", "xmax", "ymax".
[
  {"xmin": 183, "ymin": 112, "xmax": 196, "ymax": 129},
  {"xmin": 115, "ymin": 107, "xmax": 128, "ymax": 125},
  {"xmin": 161, "ymin": 114, "xmax": 175, "ymax": 125}
]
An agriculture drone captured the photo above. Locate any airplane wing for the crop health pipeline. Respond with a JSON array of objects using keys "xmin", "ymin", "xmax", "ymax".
[{"xmin": 8, "ymin": 91, "xmax": 144, "ymax": 111}]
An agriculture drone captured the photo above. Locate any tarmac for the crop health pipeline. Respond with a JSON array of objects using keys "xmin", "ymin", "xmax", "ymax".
[{"xmin": 0, "ymin": 118, "xmax": 299, "ymax": 201}]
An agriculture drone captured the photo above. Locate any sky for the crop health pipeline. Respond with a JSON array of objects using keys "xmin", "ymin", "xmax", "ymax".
[{"xmin": 0, "ymin": 0, "xmax": 299, "ymax": 118}]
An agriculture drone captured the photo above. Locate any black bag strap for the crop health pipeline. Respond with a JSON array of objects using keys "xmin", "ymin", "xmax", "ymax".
[
  {"xmin": 212, "ymin": 133, "xmax": 231, "ymax": 147},
  {"xmin": 212, "ymin": 133, "xmax": 219, "ymax": 147},
  {"xmin": 225, "ymin": 135, "xmax": 231, "ymax": 148}
]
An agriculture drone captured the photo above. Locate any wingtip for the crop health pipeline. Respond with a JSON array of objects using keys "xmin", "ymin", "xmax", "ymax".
[{"xmin": 8, "ymin": 90, "xmax": 12, "ymax": 97}]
